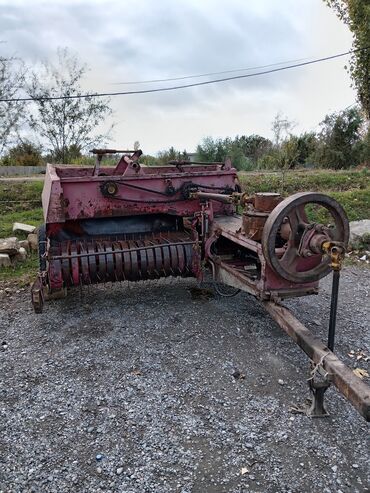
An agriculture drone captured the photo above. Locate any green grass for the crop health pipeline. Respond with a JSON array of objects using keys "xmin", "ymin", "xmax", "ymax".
[
  {"xmin": 239, "ymin": 168, "xmax": 370, "ymax": 223},
  {"xmin": 0, "ymin": 180, "xmax": 43, "ymax": 203},
  {"xmin": 0, "ymin": 181, "xmax": 43, "ymax": 282},
  {"xmin": 0, "ymin": 181, "xmax": 44, "ymax": 237},
  {"xmin": 239, "ymin": 168, "xmax": 369, "ymax": 195},
  {"xmin": 0, "ymin": 208, "xmax": 44, "ymax": 238},
  {"xmin": 0, "ymin": 253, "xmax": 38, "ymax": 283}
]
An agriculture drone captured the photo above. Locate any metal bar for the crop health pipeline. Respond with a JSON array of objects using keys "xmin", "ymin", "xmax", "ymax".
[
  {"xmin": 168, "ymin": 160, "xmax": 223, "ymax": 166},
  {"xmin": 49, "ymin": 241, "xmax": 196, "ymax": 260},
  {"xmin": 59, "ymin": 169, "xmax": 237, "ymax": 183},
  {"xmin": 210, "ymin": 259, "xmax": 260, "ymax": 298},
  {"xmin": 90, "ymin": 149, "xmax": 136, "ymax": 154},
  {"xmin": 192, "ymin": 191, "xmax": 234, "ymax": 203},
  {"xmin": 328, "ymin": 270, "xmax": 340, "ymax": 351},
  {"xmin": 263, "ymin": 301, "xmax": 370, "ymax": 421}
]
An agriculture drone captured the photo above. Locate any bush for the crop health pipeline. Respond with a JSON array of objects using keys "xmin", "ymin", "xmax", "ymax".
[
  {"xmin": 69, "ymin": 155, "xmax": 96, "ymax": 166},
  {"xmin": 312, "ymin": 107, "xmax": 364, "ymax": 169},
  {"xmin": 140, "ymin": 155, "xmax": 160, "ymax": 166},
  {"xmin": 257, "ymin": 152, "xmax": 280, "ymax": 170},
  {"xmin": 2, "ymin": 141, "xmax": 43, "ymax": 166}
]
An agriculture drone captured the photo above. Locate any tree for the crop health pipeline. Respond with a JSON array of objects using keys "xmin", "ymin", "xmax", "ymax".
[
  {"xmin": 235, "ymin": 134, "xmax": 272, "ymax": 165},
  {"xmin": 1, "ymin": 140, "xmax": 43, "ymax": 166},
  {"xmin": 257, "ymin": 132, "xmax": 318, "ymax": 170},
  {"xmin": 196, "ymin": 137, "xmax": 229, "ymax": 162},
  {"xmin": 294, "ymin": 132, "xmax": 318, "ymax": 166},
  {"xmin": 0, "ymin": 55, "xmax": 27, "ymax": 154},
  {"xmin": 197, "ymin": 136, "xmax": 254, "ymax": 171},
  {"xmin": 27, "ymin": 48, "xmax": 113, "ymax": 163},
  {"xmin": 325, "ymin": 0, "xmax": 370, "ymax": 118},
  {"xmin": 156, "ymin": 146, "xmax": 189, "ymax": 165},
  {"xmin": 140, "ymin": 154, "xmax": 159, "ymax": 166},
  {"xmin": 258, "ymin": 114, "xmax": 299, "ymax": 170},
  {"xmin": 271, "ymin": 113, "xmax": 296, "ymax": 145},
  {"xmin": 313, "ymin": 106, "xmax": 364, "ymax": 168}
]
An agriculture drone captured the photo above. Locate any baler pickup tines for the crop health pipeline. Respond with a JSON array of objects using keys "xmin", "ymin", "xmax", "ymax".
[{"xmin": 48, "ymin": 233, "xmax": 197, "ymax": 288}]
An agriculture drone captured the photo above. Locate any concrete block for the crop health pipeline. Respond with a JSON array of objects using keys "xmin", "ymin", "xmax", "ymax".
[
  {"xmin": 349, "ymin": 220, "xmax": 370, "ymax": 249},
  {"xmin": 12, "ymin": 222, "xmax": 36, "ymax": 234},
  {"xmin": 0, "ymin": 237, "xmax": 19, "ymax": 255},
  {"xmin": 0, "ymin": 253, "xmax": 11, "ymax": 267},
  {"xmin": 19, "ymin": 240, "xmax": 30, "ymax": 252},
  {"xmin": 16, "ymin": 247, "xmax": 28, "ymax": 261},
  {"xmin": 27, "ymin": 233, "xmax": 38, "ymax": 252}
]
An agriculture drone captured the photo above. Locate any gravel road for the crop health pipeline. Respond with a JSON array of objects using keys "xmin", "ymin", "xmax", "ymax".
[{"xmin": 0, "ymin": 267, "xmax": 369, "ymax": 493}]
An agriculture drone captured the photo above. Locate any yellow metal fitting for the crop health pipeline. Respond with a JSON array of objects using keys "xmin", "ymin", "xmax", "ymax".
[
  {"xmin": 238, "ymin": 192, "xmax": 253, "ymax": 207},
  {"xmin": 322, "ymin": 241, "xmax": 345, "ymax": 271}
]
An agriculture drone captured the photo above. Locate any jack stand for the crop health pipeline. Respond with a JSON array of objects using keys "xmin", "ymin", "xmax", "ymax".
[
  {"xmin": 304, "ymin": 241, "xmax": 344, "ymax": 417},
  {"xmin": 307, "ymin": 377, "xmax": 330, "ymax": 417},
  {"xmin": 306, "ymin": 359, "xmax": 332, "ymax": 417}
]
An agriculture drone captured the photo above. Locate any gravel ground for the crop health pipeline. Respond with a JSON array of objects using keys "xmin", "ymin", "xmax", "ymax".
[{"xmin": 0, "ymin": 267, "xmax": 369, "ymax": 493}]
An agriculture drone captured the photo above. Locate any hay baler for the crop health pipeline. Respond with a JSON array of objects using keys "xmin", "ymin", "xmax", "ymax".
[{"xmin": 31, "ymin": 149, "xmax": 370, "ymax": 421}]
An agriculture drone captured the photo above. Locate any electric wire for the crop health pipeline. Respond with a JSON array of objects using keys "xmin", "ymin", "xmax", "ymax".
[
  {"xmin": 110, "ymin": 56, "xmax": 313, "ymax": 85},
  {"xmin": 0, "ymin": 47, "xmax": 367, "ymax": 104}
]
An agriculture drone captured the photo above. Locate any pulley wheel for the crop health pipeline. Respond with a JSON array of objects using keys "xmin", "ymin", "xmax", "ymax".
[{"xmin": 261, "ymin": 192, "xmax": 349, "ymax": 283}]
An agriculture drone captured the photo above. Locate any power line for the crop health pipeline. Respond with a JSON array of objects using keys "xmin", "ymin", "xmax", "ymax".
[
  {"xmin": 0, "ymin": 47, "xmax": 366, "ymax": 104},
  {"xmin": 110, "ymin": 56, "xmax": 312, "ymax": 85}
]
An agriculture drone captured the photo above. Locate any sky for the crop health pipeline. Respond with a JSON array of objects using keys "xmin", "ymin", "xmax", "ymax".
[{"xmin": 0, "ymin": 0, "xmax": 355, "ymax": 155}]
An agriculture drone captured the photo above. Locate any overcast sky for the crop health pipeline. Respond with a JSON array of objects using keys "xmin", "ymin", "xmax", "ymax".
[{"xmin": 0, "ymin": 0, "xmax": 355, "ymax": 154}]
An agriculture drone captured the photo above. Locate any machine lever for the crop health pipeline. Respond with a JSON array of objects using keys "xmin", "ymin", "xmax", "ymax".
[
  {"xmin": 328, "ymin": 269, "xmax": 340, "ymax": 351},
  {"xmin": 322, "ymin": 242, "xmax": 345, "ymax": 352}
]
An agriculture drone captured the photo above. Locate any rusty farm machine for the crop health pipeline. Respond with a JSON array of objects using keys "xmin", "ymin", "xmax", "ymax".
[{"xmin": 31, "ymin": 149, "xmax": 370, "ymax": 421}]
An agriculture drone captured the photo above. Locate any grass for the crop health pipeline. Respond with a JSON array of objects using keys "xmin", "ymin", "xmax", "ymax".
[
  {"xmin": 0, "ymin": 208, "xmax": 44, "ymax": 238},
  {"xmin": 0, "ymin": 181, "xmax": 43, "ymax": 281},
  {"xmin": 0, "ymin": 168, "xmax": 369, "ymax": 282},
  {"xmin": 0, "ymin": 254, "xmax": 38, "ymax": 284},
  {"xmin": 239, "ymin": 168, "xmax": 370, "ymax": 223},
  {"xmin": 0, "ymin": 180, "xmax": 43, "ymax": 203},
  {"xmin": 0, "ymin": 181, "xmax": 43, "ymax": 237},
  {"xmin": 239, "ymin": 168, "xmax": 370, "ymax": 195}
]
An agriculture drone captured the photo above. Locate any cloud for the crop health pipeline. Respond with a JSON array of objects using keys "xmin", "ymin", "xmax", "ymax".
[{"xmin": 0, "ymin": 0, "xmax": 355, "ymax": 153}]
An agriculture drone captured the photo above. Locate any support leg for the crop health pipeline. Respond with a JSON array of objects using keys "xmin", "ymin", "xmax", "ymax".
[
  {"xmin": 307, "ymin": 378, "xmax": 330, "ymax": 418},
  {"xmin": 31, "ymin": 275, "xmax": 45, "ymax": 314}
]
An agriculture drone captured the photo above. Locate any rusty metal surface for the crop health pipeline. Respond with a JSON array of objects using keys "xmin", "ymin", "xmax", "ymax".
[
  {"xmin": 262, "ymin": 192, "xmax": 349, "ymax": 283},
  {"xmin": 208, "ymin": 215, "xmax": 320, "ymax": 299},
  {"xmin": 242, "ymin": 211, "xmax": 268, "ymax": 241},
  {"xmin": 30, "ymin": 275, "xmax": 45, "ymax": 314},
  {"xmin": 253, "ymin": 192, "xmax": 282, "ymax": 212},
  {"xmin": 48, "ymin": 232, "xmax": 198, "ymax": 288},
  {"xmin": 42, "ymin": 162, "xmax": 238, "ymax": 224},
  {"xmin": 209, "ymin": 259, "xmax": 261, "ymax": 298},
  {"xmin": 242, "ymin": 192, "xmax": 282, "ymax": 241},
  {"xmin": 263, "ymin": 301, "xmax": 370, "ymax": 421}
]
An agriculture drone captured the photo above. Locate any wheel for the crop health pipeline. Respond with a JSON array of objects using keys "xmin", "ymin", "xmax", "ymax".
[{"xmin": 261, "ymin": 192, "xmax": 349, "ymax": 283}]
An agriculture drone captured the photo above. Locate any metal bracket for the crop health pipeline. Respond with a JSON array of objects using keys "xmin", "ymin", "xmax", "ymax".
[
  {"xmin": 307, "ymin": 378, "xmax": 330, "ymax": 417},
  {"xmin": 31, "ymin": 274, "xmax": 45, "ymax": 314},
  {"xmin": 306, "ymin": 361, "xmax": 332, "ymax": 418}
]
